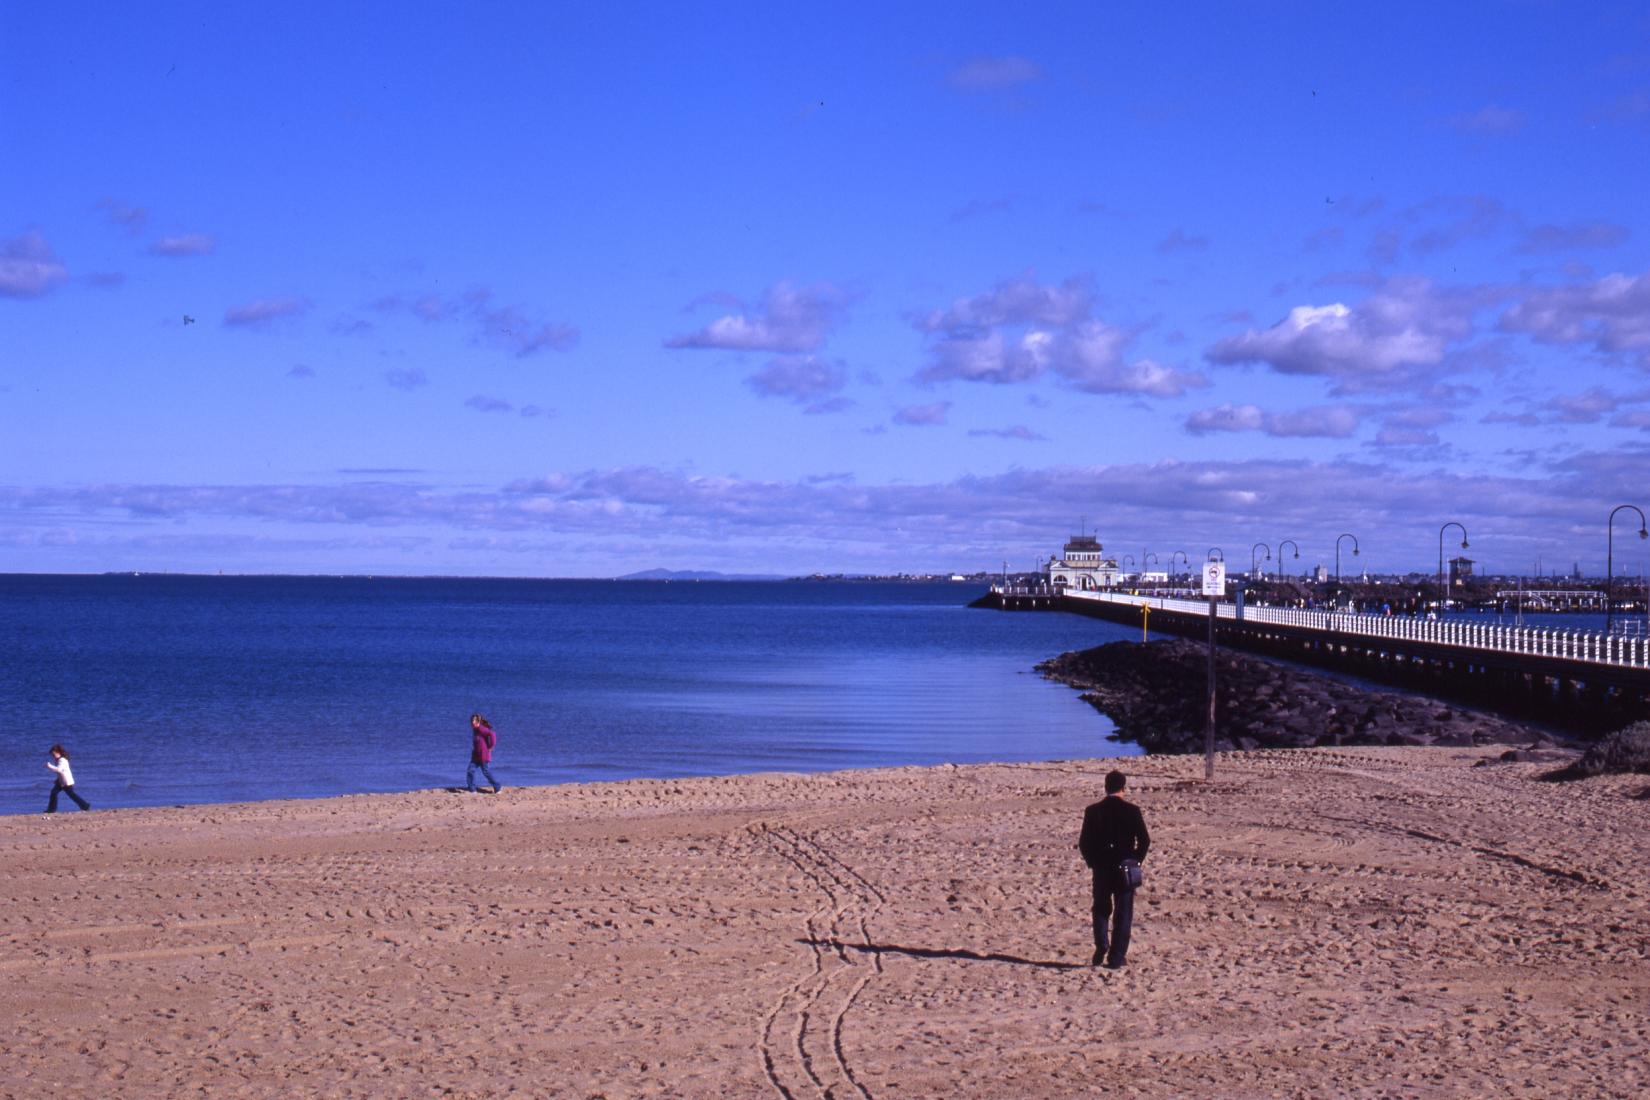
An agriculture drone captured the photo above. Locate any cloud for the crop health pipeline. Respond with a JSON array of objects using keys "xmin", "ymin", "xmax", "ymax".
[
  {"xmin": 1515, "ymin": 221, "xmax": 1629, "ymax": 254},
  {"xmin": 1046, "ymin": 329, "xmax": 1206, "ymax": 397},
  {"xmin": 375, "ymin": 289, "xmax": 578, "ymax": 357},
  {"xmin": 12, "ymin": 450, "xmax": 1650, "ymax": 573},
  {"xmin": 666, "ymin": 280, "xmax": 849, "ymax": 353},
  {"xmin": 1407, "ymin": 195, "xmax": 1513, "ymax": 254},
  {"xmin": 0, "ymin": 231, "xmax": 69, "ymax": 298},
  {"xmin": 385, "ymin": 368, "xmax": 428, "ymax": 390},
  {"xmin": 913, "ymin": 275, "xmax": 1092, "ymax": 333},
  {"xmin": 893, "ymin": 402, "xmax": 951, "ymax": 426},
  {"xmin": 1444, "ymin": 104, "xmax": 1526, "ymax": 136},
  {"xmin": 85, "ymin": 272, "xmax": 125, "ymax": 289},
  {"xmin": 913, "ymin": 275, "xmax": 1204, "ymax": 396},
  {"xmin": 1205, "ymin": 279, "xmax": 1482, "ymax": 390},
  {"xmin": 947, "ymin": 56, "xmax": 1043, "ymax": 90},
  {"xmin": 1185, "ymin": 403, "xmax": 1362, "ymax": 438},
  {"xmin": 97, "ymin": 198, "xmax": 149, "ymax": 234},
  {"xmin": 224, "ymin": 296, "xmax": 310, "ymax": 329},
  {"xmin": 968, "ymin": 425, "xmax": 1047, "ymax": 441},
  {"xmin": 149, "ymin": 233, "xmax": 215, "ymax": 257},
  {"xmin": 465, "ymin": 291, "xmax": 579, "ymax": 357},
  {"xmin": 287, "ymin": 364, "xmax": 315, "ymax": 379},
  {"xmin": 1484, "ymin": 385, "xmax": 1650, "ymax": 426},
  {"xmin": 1370, "ymin": 406, "xmax": 1452, "ymax": 449},
  {"xmin": 466, "ymin": 394, "xmax": 514, "ymax": 413},
  {"xmin": 1157, "ymin": 229, "xmax": 1210, "ymax": 255},
  {"xmin": 1498, "ymin": 270, "xmax": 1650, "ymax": 364},
  {"xmin": 744, "ymin": 355, "xmax": 848, "ymax": 405}
]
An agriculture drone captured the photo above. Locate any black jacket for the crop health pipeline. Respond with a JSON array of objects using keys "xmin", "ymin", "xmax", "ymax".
[{"xmin": 1078, "ymin": 795, "xmax": 1150, "ymax": 871}]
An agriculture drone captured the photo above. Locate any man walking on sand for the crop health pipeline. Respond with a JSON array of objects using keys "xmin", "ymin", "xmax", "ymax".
[{"xmin": 1078, "ymin": 769, "xmax": 1150, "ymax": 969}]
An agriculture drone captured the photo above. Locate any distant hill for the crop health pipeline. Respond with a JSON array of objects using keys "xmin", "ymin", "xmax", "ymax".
[{"xmin": 615, "ymin": 569, "xmax": 787, "ymax": 581}]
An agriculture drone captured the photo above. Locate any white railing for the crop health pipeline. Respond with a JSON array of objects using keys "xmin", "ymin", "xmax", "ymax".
[{"xmin": 1012, "ymin": 587, "xmax": 1650, "ymax": 670}]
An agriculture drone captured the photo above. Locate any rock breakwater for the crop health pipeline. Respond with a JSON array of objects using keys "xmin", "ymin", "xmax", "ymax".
[{"xmin": 1038, "ymin": 639, "xmax": 1563, "ymax": 755}]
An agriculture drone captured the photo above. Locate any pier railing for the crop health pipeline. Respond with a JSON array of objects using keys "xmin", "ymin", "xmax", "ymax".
[{"xmin": 1031, "ymin": 587, "xmax": 1650, "ymax": 670}]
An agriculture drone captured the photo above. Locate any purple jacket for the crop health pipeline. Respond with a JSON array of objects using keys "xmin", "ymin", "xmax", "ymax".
[{"xmin": 471, "ymin": 723, "xmax": 496, "ymax": 764}]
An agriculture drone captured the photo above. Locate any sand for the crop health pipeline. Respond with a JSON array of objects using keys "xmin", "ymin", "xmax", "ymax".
[{"xmin": 3, "ymin": 747, "xmax": 1647, "ymax": 1099}]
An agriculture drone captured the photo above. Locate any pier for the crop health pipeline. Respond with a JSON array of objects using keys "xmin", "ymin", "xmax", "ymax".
[{"xmin": 984, "ymin": 585, "xmax": 1650, "ymax": 732}]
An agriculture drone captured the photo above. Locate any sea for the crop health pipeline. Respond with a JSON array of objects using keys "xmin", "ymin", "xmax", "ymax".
[{"xmin": 0, "ymin": 575, "xmax": 1142, "ymax": 814}]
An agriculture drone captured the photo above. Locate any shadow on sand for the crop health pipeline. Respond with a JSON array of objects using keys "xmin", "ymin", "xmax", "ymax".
[{"xmin": 801, "ymin": 937, "xmax": 1087, "ymax": 971}]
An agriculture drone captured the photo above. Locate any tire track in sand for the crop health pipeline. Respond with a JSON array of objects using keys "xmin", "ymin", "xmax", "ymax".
[{"xmin": 752, "ymin": 822, "xmax": 885, "ymax": 1100}]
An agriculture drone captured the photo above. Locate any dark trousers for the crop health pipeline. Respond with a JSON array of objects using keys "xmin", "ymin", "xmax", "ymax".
[
  {"xmin": 47, "ymin": 781, "xmax": 91, "ymax": 813},
  {"xmin": 466, "ymin": 761, "xmax": 500, "ymax": 792},
  {"xmin": 1091, "ymin": 870, "xmax": 1134, "ymax": 966}
]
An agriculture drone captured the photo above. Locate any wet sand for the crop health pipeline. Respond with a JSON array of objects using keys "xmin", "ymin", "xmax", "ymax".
[{"xmin": 3, "ymin": 746, "xmax": 1647, "ymax": 1099}]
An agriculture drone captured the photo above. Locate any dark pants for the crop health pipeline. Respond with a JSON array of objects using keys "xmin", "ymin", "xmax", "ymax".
[
  {"xmin": 466, "ymin": 761, "xmax": 500, "ymax": 792},
  {"xmin": 1091, "ymin": 870, "xmax": 1134, "ymax": 966},
  {"xmin": 47, "ymin": 781, "xmax": 91, "ymax": 813}
]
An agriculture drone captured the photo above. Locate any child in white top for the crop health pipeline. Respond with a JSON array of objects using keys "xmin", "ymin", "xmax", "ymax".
[{"xmin": 46, "ymin": 745, "xmax": 92, "ymax": 813}]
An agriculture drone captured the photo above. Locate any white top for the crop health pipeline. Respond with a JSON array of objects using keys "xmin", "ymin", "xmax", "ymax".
[{"xmin": 49, "ymin": 757, "xmax": 75, "ymax": 787}]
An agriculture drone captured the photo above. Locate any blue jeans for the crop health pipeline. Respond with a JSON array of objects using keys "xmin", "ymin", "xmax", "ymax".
[
  {"xmin": 1092, "ymin": 870, "xmax": 1135, "ymax": 966},
  {"xmin": 466, "ymin": 761, "xmax": 500, "ymax": 792},
  {"xmin": 47, "ymin": 782, "xmax": 91, "ymax": 813}
]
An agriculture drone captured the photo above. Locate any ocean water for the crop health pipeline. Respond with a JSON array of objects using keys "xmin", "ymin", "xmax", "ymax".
[{"xmin": 0, "ymin": 576, "xmax": 1136, "ymax": 813}]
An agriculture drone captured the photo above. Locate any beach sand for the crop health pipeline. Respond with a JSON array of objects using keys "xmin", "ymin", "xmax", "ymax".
[{"xmin": 3, "ymin": 746, "xmax": 1647, "ymax": 1099}]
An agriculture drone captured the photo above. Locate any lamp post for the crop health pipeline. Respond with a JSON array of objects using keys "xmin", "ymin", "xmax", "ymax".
[
  {"xmin": 1277, "ymin": 539, "xmax": 1300, "ymax": 579},
  {"xmin": 1607, "ymin": 504, "xmax": 1648, "ymax": 635},
  {"xmin": 1207, "ymin": 547, "xmax": 1224, "ymax": 562},
  {"xmin": 1142, "ymin": 552, "xmax": 1159, "ymax": 580},
  {"xmin": 1169, "ymin": 550, "xmax": 1189, "ymax": 575},
  {"xmin": 1250, "ymin": 542, "xmax": 1270, "ymax": 580},
  {"xmin": 1335, "ymin": 533, "xmax": 1359, "ymax": 605},
  {"xmin": 1438, "ymin": 523, "xmax": 1468, "ymax": 614}
]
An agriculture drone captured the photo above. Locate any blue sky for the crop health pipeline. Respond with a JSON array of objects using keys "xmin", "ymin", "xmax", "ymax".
[{"xmin": 4, "ymin": 2, "xmax": 1650, "ymax": 577}]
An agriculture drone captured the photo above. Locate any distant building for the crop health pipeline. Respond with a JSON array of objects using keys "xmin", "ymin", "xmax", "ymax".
[
  {"xmin": 1047, "ymin": 534, "xmax": 1121, "ymax": 591},
  {"xmin": 1314, "ymin": 563, "xmax": 1329, "ymax": 583},
  {"xmin": 1449, "ymin": 556, "xmax": 1475, "ymax": 587}
]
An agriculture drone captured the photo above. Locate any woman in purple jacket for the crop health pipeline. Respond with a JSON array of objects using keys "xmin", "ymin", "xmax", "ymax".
[{"xmin": 466, "ymin": 714, "xmax": 502, "ymax": 794}]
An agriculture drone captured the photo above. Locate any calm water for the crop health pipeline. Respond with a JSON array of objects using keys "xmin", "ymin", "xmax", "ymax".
[{"xmin": 0, "ymin": 576, "xmax": 1136, "ymax": 813}]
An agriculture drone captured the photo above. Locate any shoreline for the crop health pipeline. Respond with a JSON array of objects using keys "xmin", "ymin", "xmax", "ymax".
[{"xmin": 5, "ymin": 747, "xmax": 1647, "ymax": 1097}]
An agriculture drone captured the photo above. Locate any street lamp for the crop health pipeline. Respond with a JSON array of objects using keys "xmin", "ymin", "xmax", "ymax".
[
  {"xmin": 1207, "ymin": 547, "xmax": 1224, "ymax": 562},
  {"xmin": 1250, "ymin": 542, "xmax": 1270, "ymax": 579},
  {"xmin": 1335, "ymin": 533, "xmax": 1360, "ymax": 601},
  {"xmin": 1169, "ymin": 550, "xmax": 1189, "ymax": 580},
  {"xmin": 1277, "ymin": 539, "xmax": 1300, "ymax": 578},
  {"xmin": 1438, "ymin": 522, "xmax": 1468, "ymax": 614},
  {"xmin": 1142, "ymin": 552, "xmax": 1159, "ymax": 575},
  {"xmin": 1607, "ymin": 504, "xmax": 1648, "ymax": 635}
]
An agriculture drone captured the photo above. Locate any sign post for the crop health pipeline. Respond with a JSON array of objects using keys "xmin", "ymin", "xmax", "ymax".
[{"xmin": 1200, "ymin": 561, "xmax": 1226, "ymax": 780}]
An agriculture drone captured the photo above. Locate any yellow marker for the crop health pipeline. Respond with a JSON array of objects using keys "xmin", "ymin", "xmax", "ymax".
[{"xmin": 1141, "ymin": 604, "xmax": 1151, "ymax": 642}]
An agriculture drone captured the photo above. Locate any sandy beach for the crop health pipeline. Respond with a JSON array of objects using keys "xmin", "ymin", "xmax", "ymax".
[{"xmin": 4, "ymin": 746, "xmax": 1647, "ymax": 1099}]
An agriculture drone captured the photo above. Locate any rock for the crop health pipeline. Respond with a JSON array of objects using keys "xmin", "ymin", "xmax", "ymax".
[{"xmin": 1036, "ymin": 638, "xmax": 1558, "ymax": 757}]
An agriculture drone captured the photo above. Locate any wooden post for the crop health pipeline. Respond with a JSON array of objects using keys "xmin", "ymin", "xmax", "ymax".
[{"xmin": 1206, "ymin": 595, "xmax": 1217, "ymax": 779}]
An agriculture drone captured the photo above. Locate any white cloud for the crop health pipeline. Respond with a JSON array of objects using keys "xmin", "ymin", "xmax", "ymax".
[
  {"xmin": 1206, "ymin": 279, "xmax": 1479, "ymax": 388},
  {"xmin": 224, "ymin": 296, "xmax": 310, "ymax": 329},
  {"xmin": 667, "ymin": 280, "xmax": 848, "ymax": 353},
  {"xmin": 0, "ymin": 231, "xmax": 68, "ymax": 298},
  {"xmin": 1498, "ymin": 270, "xmax": 1650, "ymax": 365},
  {"xmin": 912, "ymin": 276, "xmax": 1203, "ymax": 396},
  {"xmin": 893, "ymin": 402, "xmax": 951, "ymax": 426},
  {"xmin": 149, "ymin": 233, "xmax": 215, "ymax": 257},
  {"xmin": 1185, "ymin": 403, "xmax": 1361, "ymax": 438},
  {"xmin": 947, "ymin": 56, "xmax": 1043, "ymax": 90},
  {"xmin": 744, "ymin": 355, "xmax": 849, "ymax": 405}
]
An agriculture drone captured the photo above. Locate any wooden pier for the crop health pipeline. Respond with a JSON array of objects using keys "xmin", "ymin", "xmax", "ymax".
[{"xmin": 983, "ymin": 586, "xmax": 1650, "ymax": 732}]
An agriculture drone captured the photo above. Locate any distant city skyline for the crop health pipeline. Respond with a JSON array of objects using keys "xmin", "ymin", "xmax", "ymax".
[{"xmin": 4, "ymin": 3, "xmax": 1649, "ymax": 578}]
